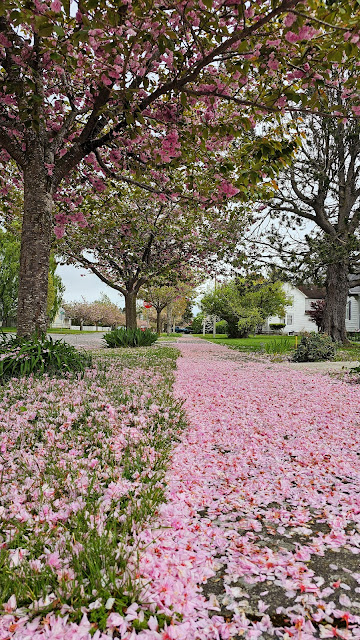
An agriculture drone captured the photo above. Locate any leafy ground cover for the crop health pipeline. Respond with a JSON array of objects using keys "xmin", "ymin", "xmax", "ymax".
[
  {"xmin": 136, "ymin": 339, "xmax": 360, "ymax": 639},
  {"xmin": 0, "ymin": 346, "xmax": 187, "ymax": 639}
]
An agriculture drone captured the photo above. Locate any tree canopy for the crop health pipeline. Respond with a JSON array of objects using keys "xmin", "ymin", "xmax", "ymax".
[
  {"xmin": 1, "ymin": 0, "xmax": 360, "ymax": 335},
  {"xmin": 201, "ymin": 277, "xmax": 289, "ymax": 337}
]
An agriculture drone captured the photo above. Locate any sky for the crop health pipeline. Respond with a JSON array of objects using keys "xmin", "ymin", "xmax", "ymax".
[
  {"xmin": 57, "ymin": 263, "xmax": 207, "ymax": 314},
  {"xmin": 57, "ymin": 264, "xmax": 126, "ymax": 307}
]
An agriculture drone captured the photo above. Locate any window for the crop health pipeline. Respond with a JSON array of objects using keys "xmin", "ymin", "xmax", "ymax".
[
  {"xmin": 346, "ymin": 300, "xmax": 352, "ymax": 321},
  {"xmin": 286, "ymin": 313, "xmax": 293, "ymax": 325}
]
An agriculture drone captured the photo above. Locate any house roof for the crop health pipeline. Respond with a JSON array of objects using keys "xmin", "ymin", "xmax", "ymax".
[
  {"xmin": 297, "ymin": 285, "xmax": 326, "ymax": 299},
  {"xmin": 349, "ymin": 274, "xmax": 360, "ymax": 295}
]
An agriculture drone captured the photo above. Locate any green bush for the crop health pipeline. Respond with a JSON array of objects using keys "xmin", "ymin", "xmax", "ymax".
[
  {"xmin": 103, "ymin": 328, "xmax": 158, "ymax": 348},
  {"xmin": 216, "ymin": 320, "xmax": 228, "ymax": 334},
  {"xmin": 0, "ymin": 333, "xmax": 92, "ymax": 381},
  {"xmin": 269, "ymin": 322, "xmax": 286, "ymax": 331},
  {"xmin": 292, "ymin": 333, "xmax": 335, "ymax": 362}
]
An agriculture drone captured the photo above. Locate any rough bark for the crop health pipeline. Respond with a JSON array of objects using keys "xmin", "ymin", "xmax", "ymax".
[
  {"xmin": 125, "ymin": 291, "xmax": 137, "ymax": 329},
  {"xmin": 322, "ymin": 261, "xmax": 349, "ymax": 343},
  {"xmin": 17, "ymin": 164, "xmax": 53, "ymax": 337},
  {"xmin": 166, "ymin": 304, "xmax": 172, "ymax": 335}
]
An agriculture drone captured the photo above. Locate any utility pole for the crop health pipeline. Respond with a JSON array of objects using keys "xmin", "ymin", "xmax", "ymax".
[{"xmin": 212, "ymin": 274, "xmax": 217, "ymax": 337}]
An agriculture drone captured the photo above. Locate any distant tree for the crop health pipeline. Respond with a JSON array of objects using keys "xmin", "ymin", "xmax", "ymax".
[
  {"xmin": 91, "ymin": 295, "xmax": 125, "ymax": 330},
  {"xmin": 63, "ymin": 299, "xmax": 92, "ymax": 331},
  {"xmin": 201, "ymin": 278, "xmax": 289, "ymax": 338},
  {"xmin": 0, "ymin": 229, "xmax": 19, "ymax": 326},
  {"xmin": 190, "ymin": 313, "xmax": 205, "ymax": 334},
  {"xmin": 63, "ymin": 296, "xmax": 124, "ymax": 330},
  {"xmin": 140, "ymin": 281, "xmax": 196, "ymax": 334},
  {"xmin": 250, "ymin": 85, "xmax": 360, "ymax": 342},
  {"xmin": 47, "ymin": 254, "xmax": 65, "ymax": 325},
  {"xmin": 62, "ymin": 186, "xmax": 239, "ymax": 330}
]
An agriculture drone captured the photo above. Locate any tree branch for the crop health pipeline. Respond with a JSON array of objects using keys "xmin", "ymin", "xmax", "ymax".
[{"xmin": 0, "ymin": 127, "xmax": 25, "ymax": 168}]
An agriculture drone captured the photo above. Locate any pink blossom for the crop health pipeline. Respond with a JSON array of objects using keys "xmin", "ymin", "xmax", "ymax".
[{"xmin": 51, "ymin": 0, "xmax": 62, "ymax": 12}]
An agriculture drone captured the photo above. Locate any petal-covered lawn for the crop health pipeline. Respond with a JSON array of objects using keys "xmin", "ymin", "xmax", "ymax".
[
  {"xmin": 3, "ymin": 339, "xmax": 360, "ymax": 639},
  {"xmin": 0, "ymin": 347, "xmax": 185, "ymax": 639},
  {"xmin": 135, "ymin": 340, "xmax": 360, "ymax": 639}
]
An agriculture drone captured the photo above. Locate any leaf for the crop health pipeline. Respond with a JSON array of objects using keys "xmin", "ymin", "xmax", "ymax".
[
  {"xmin": 54, "ymin": 25, "xmax": 65, "ymax": 38},
  {"xmin": 35, "ymin": 17, "xmax": 54, "ymax": 37}
]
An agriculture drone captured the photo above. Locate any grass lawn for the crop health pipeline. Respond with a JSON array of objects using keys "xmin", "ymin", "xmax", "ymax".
[
  {"xmin": 193, "ymin": 333, "xmax": 297, "ymax": 353},
  {"xmin": 0, "ymin": 345, "xmax": 185, "ymax": 636},
  {"xmin": 194, "ymin": 333, "xmax": 360, "ymax": 360}
]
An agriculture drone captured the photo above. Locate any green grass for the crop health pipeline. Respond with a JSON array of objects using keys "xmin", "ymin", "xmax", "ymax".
[
  {"xmin": 0, "ymin": 346, "xmax": 184, "ymax": 631},
  {"xmin": 194, "ymin": 333, "xmax": 360, "ymax": 361},
  {"xmin": 193, "ymin": 333, "xmax": 297, "ymax": 352},
  {"xmin": 335, "ymin": 342, "xmax": 360, "ymax": 361}
]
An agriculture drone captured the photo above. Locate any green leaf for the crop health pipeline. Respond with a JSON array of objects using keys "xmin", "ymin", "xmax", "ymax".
[{"xmin": 54, "ymin": 25, "xmax": 65, "ymax": 38}]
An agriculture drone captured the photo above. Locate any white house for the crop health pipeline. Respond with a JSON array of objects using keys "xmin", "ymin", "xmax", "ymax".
[
  {"xmin": 264, "ymin": 283, "xmax": 360, "ymax": 334},
  {"xmin": 51, "ymin": 306, "xmax": 71, "ymax": 328}
]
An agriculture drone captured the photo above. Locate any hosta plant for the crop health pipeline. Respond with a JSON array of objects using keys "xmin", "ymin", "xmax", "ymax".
[
  {"xmin": 103, "ymin": 328, "xmax": 158, "ymax": 348},
  {"xmin": 0, "ymin": 333, "xmax": 92, "ymax": 381}
]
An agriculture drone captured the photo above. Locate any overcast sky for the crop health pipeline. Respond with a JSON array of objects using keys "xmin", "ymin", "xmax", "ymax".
[
  {"xmin": 57, "ymin": 263, "xmax": 206, "ymax": 314},
  {"xmin": 57, "ymin": 264, "xmax": 125, "ymax": 307}
]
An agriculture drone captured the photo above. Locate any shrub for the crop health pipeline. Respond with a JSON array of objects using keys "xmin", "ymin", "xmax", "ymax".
[
  {"xmin": 269, "ymin": 322, "xmax": 286, "ymax": 331},
  {"xmin": 103, "ymin": 327, "xmax": 158, "ymax": 348},
  {"xmin": 0, "ymin": 333, "xmax": 92, "ymax": 381},
  {"xmin": 216, "ymin": 320, "xmax": 228, "ymax": 334},
  {"xmin": 292, "ymin": 333, "xmax": 335, "ymax": 362}
]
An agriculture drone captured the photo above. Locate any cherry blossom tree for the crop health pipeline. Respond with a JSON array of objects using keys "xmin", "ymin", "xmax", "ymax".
[
  {"xmin": 60, "ymin": 184, "xmax": 246, "ymax": 328},
  {"xmin": 1, "ymin": 0, "xmax": 360, "ymax": 336},
  {"xmin": 140, "ymin": 281, "xmax": 196, "ymax": 334},
  {"xmin": 89, "ymin": 294, "xmax": 125, "ymax": 329},
  {"xmin": 62, "ymin": 298, "xmax": 92, "ymax": 330},
  {"xmin": 63, "ymin": 296, "xmax": 124, "ymax": 329}
]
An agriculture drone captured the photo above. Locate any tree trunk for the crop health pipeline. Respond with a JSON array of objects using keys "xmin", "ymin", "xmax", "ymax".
[
  {"xmin": 156, "ymin": 310, "xmax": 161, "ymax": 335},
  {"xmin": 17, "ymin": 167, "xmax": 53, "ymax": 337},
  {"xmin": 80, "ymin": 319, "xmax": 84, "ymax": 331},
  {"xmin": 125, "ymin": 291, "xmax": 137, "ymax": 329},
  {"xmin": 166, "ymin": 304, "xmax": 172, "ymax": 336},
  {"xmin": 322, "ymin": 261, "xmax": 349, "ymax": 343}
]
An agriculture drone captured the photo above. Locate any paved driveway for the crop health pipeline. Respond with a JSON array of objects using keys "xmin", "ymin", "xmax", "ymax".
[{"xmin": 46, "ymin": 332, "xmax": 106, "ymax": 350}]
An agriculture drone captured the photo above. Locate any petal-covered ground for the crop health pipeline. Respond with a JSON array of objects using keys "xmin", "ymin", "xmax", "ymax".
[
  {"xmin": 135, "ymin": 339, "xmax": 360, "ymax": 639},
  {"xmin": 3, "ymin": 339, "xmax": 360, "ymax": 639}
]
